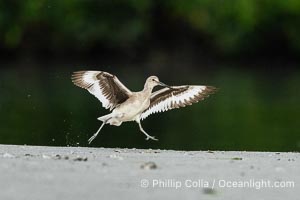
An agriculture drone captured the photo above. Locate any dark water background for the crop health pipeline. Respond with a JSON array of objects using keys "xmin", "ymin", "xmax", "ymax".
[{"xmin": 1, "ymin": 60, "xmax": 299, "ymax": 152}]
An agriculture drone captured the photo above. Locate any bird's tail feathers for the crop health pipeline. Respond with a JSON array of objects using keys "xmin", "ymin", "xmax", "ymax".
[
  {"xmin": 97, "ymin": 114, "xmax": 112, "ymax": 122},
  {"xmin": 97, "ymin": 114, "xmax": 122, "ymax": 126}
]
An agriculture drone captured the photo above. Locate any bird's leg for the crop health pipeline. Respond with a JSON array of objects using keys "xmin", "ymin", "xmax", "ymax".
[
  {"xmin": 137, "ymin": 120, "xmax": 158, "ymax": 141},
  {"xmin": 88, "ymin": 122, "xmax": 105, "ymax": 144},
  {"xmin": 88, "ymin": 118, "xmax": 111, "ymax": 144}
]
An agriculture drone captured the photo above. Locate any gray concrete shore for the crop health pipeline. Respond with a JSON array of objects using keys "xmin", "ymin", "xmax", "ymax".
[{"xmin": 0, "ymin": 145, "xmax": 298, "ymax": 200}]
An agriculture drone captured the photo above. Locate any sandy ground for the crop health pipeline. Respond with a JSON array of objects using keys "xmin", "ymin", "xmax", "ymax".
[{"xmin": 0, "ymin": 145, "xmax": 298, "ymax": 200}]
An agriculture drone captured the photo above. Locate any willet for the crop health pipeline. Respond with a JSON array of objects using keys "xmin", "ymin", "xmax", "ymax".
[{"xmin": 71, "ymin": 71, "xmax": 217, "ymax": 144}]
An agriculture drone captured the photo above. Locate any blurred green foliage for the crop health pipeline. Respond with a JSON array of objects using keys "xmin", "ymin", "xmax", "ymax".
[
  {"xmin": 1, "ymin": 0, "xmax": 300, "ymax": 54},
  {"xmin": 0, "ymin": 0, "xmax": 152, "ymax": 49},
  {"xmin": 165, "ymin": 0, "xmax": 300, "ymax": 53}
]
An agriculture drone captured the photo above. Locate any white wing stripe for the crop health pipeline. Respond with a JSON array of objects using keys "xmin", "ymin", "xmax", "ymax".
[
  {"xmin": 72, "ymin": 71, "xmax": 131, "ymax": 110},
  {"xmin": 80, "ymin": 71, "xmax": 112, "ymax": 109},
  {"xmin": 88, "ymin": 83, "xmax": 110, "ymax": 109},
  {"xmin": 140, "ymin": 86, "xmax": 208, "ymax": 120}
]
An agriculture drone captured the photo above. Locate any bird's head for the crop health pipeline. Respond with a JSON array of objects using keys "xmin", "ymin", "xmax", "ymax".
[{"xmin": 145, "ymin": 76, "xmax": 171, "ymax": 89}]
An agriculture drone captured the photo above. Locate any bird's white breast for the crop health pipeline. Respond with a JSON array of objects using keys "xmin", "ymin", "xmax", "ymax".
[{"xmin": 112, "ymin": 92, "xmax": 150, "ymax": 122}]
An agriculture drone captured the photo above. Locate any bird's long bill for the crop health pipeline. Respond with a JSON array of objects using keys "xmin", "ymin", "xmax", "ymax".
[{"xmin": 158, "ymin": 81, "xmax": 172, "ymax": 89}]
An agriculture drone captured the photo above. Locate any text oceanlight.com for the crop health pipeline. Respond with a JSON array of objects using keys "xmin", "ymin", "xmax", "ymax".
[{"xmin": 140, "ymin": 179, "xmax": 295, "ymax": 190}]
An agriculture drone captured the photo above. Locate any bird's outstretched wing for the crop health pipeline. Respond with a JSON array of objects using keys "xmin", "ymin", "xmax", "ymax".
[
  {"xmin": 140, "ymin": 85, "xmax": 217, "ymax": 120},
  {"xmin": 71, "ymin": 71, "xmax": 132, "ymax": 110}
]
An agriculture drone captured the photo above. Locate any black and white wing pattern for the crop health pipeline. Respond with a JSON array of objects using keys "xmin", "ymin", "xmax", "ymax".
[
  {"xmin": 71, "ymin": 71, "xmax": 132, "ymax": 110},
  {"xmin": 140, "ymin": 85, "xmax": 217, "ymax": 120}
]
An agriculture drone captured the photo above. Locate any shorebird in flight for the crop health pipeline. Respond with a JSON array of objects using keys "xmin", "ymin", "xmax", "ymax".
[{"xmin": 72, "ymin": 71, "xmax": 217, "ymax": 144}]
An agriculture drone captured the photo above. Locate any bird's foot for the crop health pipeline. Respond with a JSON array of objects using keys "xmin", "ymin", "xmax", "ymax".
[
  {"xmin": 146, "ymin": 135, "xmax": 158, "ymax": 141},
  {"xmin": 88, "ymin": 134, "xmax": 97, "ymax": 144}
]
